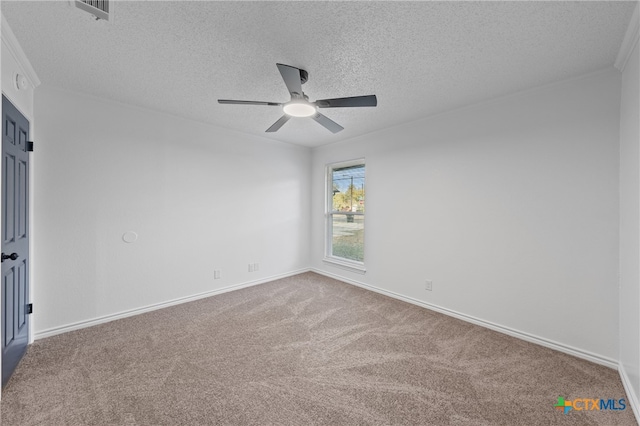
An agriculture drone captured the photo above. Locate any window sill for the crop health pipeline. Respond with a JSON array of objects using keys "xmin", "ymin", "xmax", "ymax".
[{"xmin": 323, "ymin": 257, "xmax": 366, "ymax": 274}]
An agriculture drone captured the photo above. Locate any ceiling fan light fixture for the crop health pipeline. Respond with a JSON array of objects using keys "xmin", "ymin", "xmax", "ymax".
[{"xmin": 283, "ymin": 101, "xmax": 316, "ymax": 117}]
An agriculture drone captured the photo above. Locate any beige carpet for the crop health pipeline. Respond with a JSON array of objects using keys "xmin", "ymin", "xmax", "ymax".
[{"xmin": 1, "ymin": 272, "xmax": 636, "ymax": 425}]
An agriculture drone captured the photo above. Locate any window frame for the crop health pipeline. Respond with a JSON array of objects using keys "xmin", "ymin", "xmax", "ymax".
[{"xmin": 323, "ymin": 158, "xmax": 366, "ymax": 274}]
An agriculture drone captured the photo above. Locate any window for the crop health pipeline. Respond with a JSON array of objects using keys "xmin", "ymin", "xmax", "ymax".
[{"xmin": 325, "ymin": 159, "xmax": 365, "ymax": 273}]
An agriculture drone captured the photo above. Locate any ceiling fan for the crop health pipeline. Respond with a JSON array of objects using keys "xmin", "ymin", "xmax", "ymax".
[{"xmin": 218, "ymin": 63, "xmax": 377, "ymax": 134}]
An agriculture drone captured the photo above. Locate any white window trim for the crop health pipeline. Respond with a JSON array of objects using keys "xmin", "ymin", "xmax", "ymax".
[
  {"xmin": 324, "ymin": 158, "xmax": 366, "ymax": 274},
  {"xmin": 322, "ymin": 256, "xmax": 366, "ymax": 274}
]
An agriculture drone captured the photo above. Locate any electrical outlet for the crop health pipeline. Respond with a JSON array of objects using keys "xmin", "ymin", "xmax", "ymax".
[
  {"xmin": 248, "ymin": 264, "xmax": 253, "ymax": 272},
  {"xmin": 214, "ymin": 270, "xmax": 221, "ymax": 279},
  {"xmin": 254, "ymin": 263, "xmax": 259, "ymax": 271},
  {"xmin": 425, "ymin": 280, "xmax": 433, "ymax": 291}
]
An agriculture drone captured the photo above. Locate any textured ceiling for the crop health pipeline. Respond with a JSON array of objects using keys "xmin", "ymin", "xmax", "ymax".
[{"xmin": 1, "ymin": 1, "xmax": 636, "ymax": 147}]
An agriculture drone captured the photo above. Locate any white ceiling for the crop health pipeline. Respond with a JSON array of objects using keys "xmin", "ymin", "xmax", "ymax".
[{"xmin": 1, "ymin": 1, "xmax": 636, "ymax": 148}]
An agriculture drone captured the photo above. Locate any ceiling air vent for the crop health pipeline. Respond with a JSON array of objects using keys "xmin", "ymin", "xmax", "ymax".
[{"xmin": 75, "ymin": 0, "xmax": 110, "ymax": 21}]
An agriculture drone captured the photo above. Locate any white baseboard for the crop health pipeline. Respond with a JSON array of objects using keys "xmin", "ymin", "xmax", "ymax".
[
  {"xmin": 34, "ymin": 268, "xmax": 310, "ymax": 340},
  {"xmin": 37, "ymin": 267, "xmax": 620, "ymax": 371},
  {"xmin": 619, "ymin": 363, "xmax": 640, "ymax": 424},
  {"xmin": 311, "ymin": 268, "xmax": 618, "ymax": 370},
  {"xmin": 32, "ymin": 266, "xmax": 635, "ymax": 418}
]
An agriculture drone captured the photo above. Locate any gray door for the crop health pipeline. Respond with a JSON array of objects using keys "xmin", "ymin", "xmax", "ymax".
[{"xmin": 2, "ymin": 95, "xmax": 30, "ymax": 388}]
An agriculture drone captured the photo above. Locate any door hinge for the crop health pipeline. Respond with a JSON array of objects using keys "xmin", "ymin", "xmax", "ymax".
[
  {"xmin": 27, "ymin": 141, "xmax": 34, "ymax": 152},
  {"xmin": 27, "ymin": 303, "xmax": 33, "ymax": 314}
]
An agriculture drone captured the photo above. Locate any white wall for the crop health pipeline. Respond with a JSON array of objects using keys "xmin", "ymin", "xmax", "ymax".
[
  {"xmin": 311, "ymin": 69, "xmax": 621, "ymax": 363},
  {"xmin": 32, "ymin": 86, "xmax": 310, "ymax": 335},
  {"xmin": 619, "ymin": 35, "xmax": 640, "ymax": 411}
]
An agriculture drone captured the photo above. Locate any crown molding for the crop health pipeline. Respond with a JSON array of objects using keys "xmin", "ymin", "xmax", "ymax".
[
  {"xmin": 615, "ymin": 2, "xmax": 640, "ymax": 72},
  {"xmin": 1, "ymin": 14, "xmax": 41, "ymax": 88}
]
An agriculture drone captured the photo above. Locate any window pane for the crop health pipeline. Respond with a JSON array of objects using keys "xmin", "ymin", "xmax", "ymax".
[
  {"xmin": 332, "ymin": 165, "xmax": 365, "ymax": 213},
  {"xmin": 332, "ymin": 214, "xmax": 364, "ymax": 262}
]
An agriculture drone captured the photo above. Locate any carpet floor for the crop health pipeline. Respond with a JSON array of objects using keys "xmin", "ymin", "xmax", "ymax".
[{"xmin": 0, "ymin": 272, "xmax": 636, "ymax": 425}]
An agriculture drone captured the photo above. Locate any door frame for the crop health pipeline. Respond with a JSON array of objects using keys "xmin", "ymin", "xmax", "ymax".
[{"xmin": 1, "ymin": 12, "xmax": 40, "ymax": 398}]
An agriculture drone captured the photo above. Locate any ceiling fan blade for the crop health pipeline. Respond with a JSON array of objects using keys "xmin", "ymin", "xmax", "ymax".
[
  {"xmin": 218, "ymin": 100, "xmax": 281, "ymax": 106},
  {"xmin": 312, "ymin": 113, "xmax": 344, "ymax": 133},
  {"xmin": 276, "ymin": 63, "xmax": 304, "ymax": 99},
  {"xmin": 265, "ymin": 115, "xmax": 291, "ymax": 133},
  {"xmin": 315, "ymin": 95, "xmax": 377, "ymax": 108}
]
